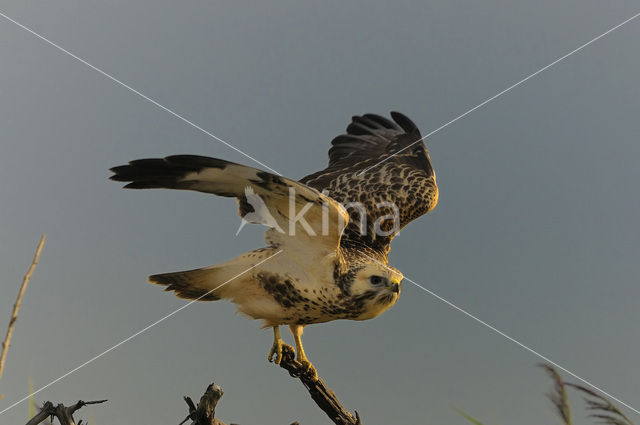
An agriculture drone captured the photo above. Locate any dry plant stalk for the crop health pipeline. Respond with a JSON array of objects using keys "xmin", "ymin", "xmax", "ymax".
[
  {"xmin": 0, "ymin": 234, "xmax": 46, "ymax": 381},
  {"xmin": 540, "ymin": 363, "xmax": 572, "ymax": 425},
  {"xmin": 565, "ymin": 382, "xmax": 635, "ymax": 425}
]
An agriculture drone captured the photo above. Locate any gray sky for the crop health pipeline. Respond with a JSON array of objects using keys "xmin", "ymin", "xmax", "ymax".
[{"xmin": 1, "ymin": 1, "xmax": 639, "ymax": 424}]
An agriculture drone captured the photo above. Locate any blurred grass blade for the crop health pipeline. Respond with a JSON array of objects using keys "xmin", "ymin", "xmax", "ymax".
[
  {"xmin": 29, "ymin": 376, "xmax": 36, "ymax": 418},
  {"xmin": 454, "ymin": 407, "xmax": 488, "ymax": 425}
]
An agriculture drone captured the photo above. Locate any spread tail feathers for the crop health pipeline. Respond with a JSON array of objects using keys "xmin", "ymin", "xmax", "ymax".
[
  {"xmin": 149, "ymin": 267, "xmax": 225, "ymax": 301},
  {"xmin": 147, "ymin": 249, "xmax": 274, "ymax": 301}
]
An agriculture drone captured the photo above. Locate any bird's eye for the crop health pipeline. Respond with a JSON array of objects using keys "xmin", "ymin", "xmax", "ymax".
[{"xmin": 369, "ymin": 275, "xmax": 386, "ymax": 286}]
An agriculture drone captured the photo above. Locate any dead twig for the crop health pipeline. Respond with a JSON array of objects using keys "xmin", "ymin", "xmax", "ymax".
[
  {"xmin": 180, "ymin": 382, "xmax": 303, "ymax": 425},
  {"xmin": 25, "ymin": 399, "xmax": 107, "ymax": 425},
  {"xmin": 0, "ymin": 234, "xmax": 46, "ymax": 382}
]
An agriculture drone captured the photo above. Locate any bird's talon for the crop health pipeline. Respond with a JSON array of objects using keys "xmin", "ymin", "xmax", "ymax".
[
  {"xmin": 300, "ymin": 360, "xmax": 319, "ymax": 381},
  {"xmin": 268, "ymin": 339, "xmax": 284, "ymax": 364}
]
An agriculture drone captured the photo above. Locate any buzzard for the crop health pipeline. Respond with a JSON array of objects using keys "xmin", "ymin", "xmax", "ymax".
[{"xmin": 110, "ymin": 111, "xmax": 438, "ymax": 378}]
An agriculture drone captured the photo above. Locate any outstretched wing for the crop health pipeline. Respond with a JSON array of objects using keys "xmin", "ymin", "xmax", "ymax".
[
  {"xmin": 110, "ymin": 155, "xmax": 348, "ymax": 257},
  {"xmin": 300, "ymin": 112, "xmax": 438, "ymax": 257}
]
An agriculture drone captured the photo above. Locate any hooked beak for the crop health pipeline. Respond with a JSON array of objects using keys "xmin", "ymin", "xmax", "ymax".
[{"xmin": 390, "ymin": 282, "xmax": 400, "ymax": 293}]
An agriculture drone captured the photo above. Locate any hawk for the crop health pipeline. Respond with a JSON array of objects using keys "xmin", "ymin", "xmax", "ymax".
[{"xmin": 110, "ymin": 111, "xmax": 438, "ymax": 378}]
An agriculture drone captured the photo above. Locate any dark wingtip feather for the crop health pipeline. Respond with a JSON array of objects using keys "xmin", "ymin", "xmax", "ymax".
[
  {"xmin": 123, "ymin": 181, "xmax": 164, "ymax": 189},
  {"xmin": 164, "ymin": 155, "xmax": 229, "ymax": 169},
  {"xmin": 109, "ymin": 155, "xmax": 232, "ymax": 190},
  {"xmin": 352, "ymin": 115, "xmax": 384, "ymax": 129},
  {"xmin": 148, "ymin": 273, "xmax": 172, "ymax": 287},
  {"xmin": 109, "ymin": 164, "xmax": 136, "ymax": 181},
  {"xmin": 363, "ymin": 113, "xmax": 399, "ymax": 129},
  {"xmin": 390, "ymin": 111, "xmax": 418, "ymax": 132},
  {"xmin": 346, "ymin": 121, "xmax": 371, "ymax": 136}
]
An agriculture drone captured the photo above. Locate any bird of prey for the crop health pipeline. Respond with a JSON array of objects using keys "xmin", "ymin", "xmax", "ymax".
[{"xmin": 110, "ymin": 111, "xmax": 438, "ymax": 378}]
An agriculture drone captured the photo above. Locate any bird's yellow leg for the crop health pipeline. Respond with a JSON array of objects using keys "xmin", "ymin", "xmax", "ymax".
[
  {"xmin": 289, "ymin": 324, "xmax": 318, "ymax": 380},
  {"xmin": 267, "ymin": 326, "xmax": 284, "ymax": 364},
  {"xmin": 289, "ymin": 325, "xmax": 309, "ymax": 363}
]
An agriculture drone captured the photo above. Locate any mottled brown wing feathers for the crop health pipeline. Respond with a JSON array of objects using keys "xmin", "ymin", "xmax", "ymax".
[{"xmin": 300, "ymin": 112, "xmax": 438, "ymax": 256}]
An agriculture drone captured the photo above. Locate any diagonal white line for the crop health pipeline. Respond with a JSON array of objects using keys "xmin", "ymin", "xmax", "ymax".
[
  {"xmin": 359, "ymin": 252, "xmax": 640, "ymax": 416},
  {"xmin": 403, "ymin": 276, "xmax": 640, "ymax": 415},
  {"xmin": 2, "ymin": 2, "xmax": 638, "ymax": 417},
  {"xmin": 0, "ymin": 249, "xmax": 282, "ymax": 416},
  {"xmin": 0, "ymin": 10, "xmax": 282, "ymax": 176},
  {"xmin": 356, "ymin": 11, "xmax": 640, "ymax": 176}
]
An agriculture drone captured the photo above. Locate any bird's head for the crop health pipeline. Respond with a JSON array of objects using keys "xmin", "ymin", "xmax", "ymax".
[{"xmin": 344, "ymin": 262, "xmax": 403, "ymax": 320}]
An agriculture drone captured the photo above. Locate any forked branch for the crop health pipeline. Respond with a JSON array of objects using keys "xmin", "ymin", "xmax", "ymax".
[
  {"xmin": 180, "ymin": 383, "xmax": 227, "ymax": 425},
  {"xmin": 25, "ymin": 399, "xmax": 107, "ymax": 425}
]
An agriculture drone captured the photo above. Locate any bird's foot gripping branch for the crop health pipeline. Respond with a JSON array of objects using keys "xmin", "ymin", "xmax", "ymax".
[{"xmin": 277, "ymin": 344, "xmax": 362, "ymax": 425}]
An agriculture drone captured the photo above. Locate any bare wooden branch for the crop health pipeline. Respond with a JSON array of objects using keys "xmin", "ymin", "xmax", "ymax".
[
  {"xmin": 277, "ymin": 344, "xmax": 362, "ymax": 425},
  {"xmin": 181, "ymin": 384, "xmax": 227, "ymax": 425},
  {"xmin": 0, "ymin": 234, "xmax": 46, "ymax": 381},
  {"xmin": 181, "ymin": 353, "xmax": 360, "ymax": 425},
  {"xmin": 25, "ymin": 401, "xmax": 54, "ymax": 425},
  {"xmin": 178, "ymin": 343, "xmax": 361, "ymax": 424},
  {"xmin": 25, "ymin": 399, "xmax": 107, "ymax": 425}
]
